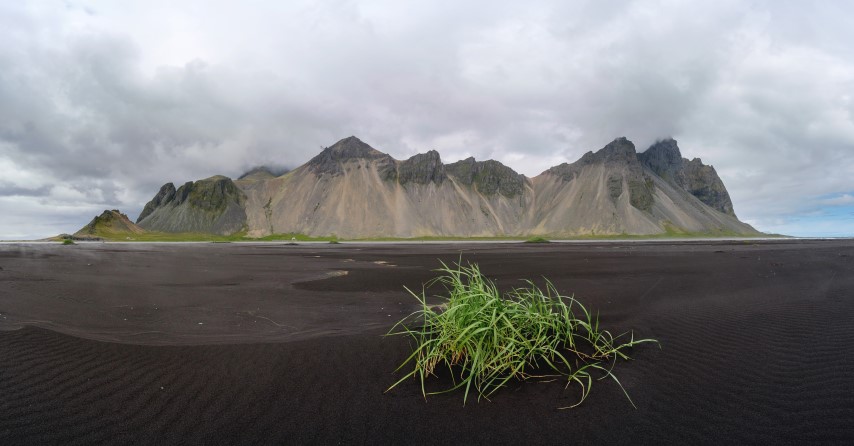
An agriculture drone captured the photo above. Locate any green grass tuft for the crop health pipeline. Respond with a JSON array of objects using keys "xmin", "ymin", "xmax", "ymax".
[
  {"xmin": 62, "ymin": 239, "xmax": 75, "ymax": 245},
  {"xmin": 524, "ymin": 236, "xmax": 550, "ymax": 243},
  {"xmin": 386, "ymin": 261, "xmax": 657, "ymax": 408}
]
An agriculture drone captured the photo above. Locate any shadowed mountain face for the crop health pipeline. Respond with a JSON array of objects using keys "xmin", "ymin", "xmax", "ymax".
[
  {"xmin": 639, "ymin": 138, "xmax": 736, "ymax": 216},
  {"xmin": 135, "ymin": 136, "xmax": 758, "ymax": 238},
  {"xmin": 136, "ymin": 176, "xmax": 247, "ymax": 235},
  {"xmin": 137, "ymin": 183, "xmax": 176, "ymax": 223},
  {"xmin": 445, "ymin": 157, "xmax": 526, "ymax": 197},
  {"xmin": 396, "ymin": 150, "xmax": 446, "ymax": 185}
]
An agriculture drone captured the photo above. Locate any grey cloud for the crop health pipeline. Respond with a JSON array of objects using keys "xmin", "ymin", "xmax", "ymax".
[
  {"xmin": 0, "ymin": 184, "xmax": 52, "ymax": 197},
  {"xmin": 1, "ymin": 0, "xmax": 853, "ymax": 237}
]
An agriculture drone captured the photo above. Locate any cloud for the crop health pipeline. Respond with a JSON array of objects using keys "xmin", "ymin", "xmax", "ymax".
[
  {"xmin": 1, "ymin": 0, "xmax": 853, "ymax": 238},
  {"xmin": 820, "ymin": 194, "xmax": 854, "ymax": 206},
  {"xmin": 0, "ymin": 183, "xmax": 52, "ymax": 198}
]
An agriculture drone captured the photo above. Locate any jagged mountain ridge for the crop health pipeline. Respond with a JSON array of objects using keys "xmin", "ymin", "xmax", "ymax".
[
  {"xmin": 135, "ymin": 136, "xmax": 758, "ymax": 238},
  {"xmin": 638, "ymin": 139, "xmax": 736, "ymax": 216},
  {"xmin": 137, "ymin": 176, "xmax": 247, "ymax": 235}
]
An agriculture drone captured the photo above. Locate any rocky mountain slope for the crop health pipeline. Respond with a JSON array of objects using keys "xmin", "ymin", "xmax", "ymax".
[
  {"xmin": 136, "ymin": 176, "xmax": 247, "ymax": 235},
  {"xmin": 638, "ymin": 139, "xmax": 736, "ymax": 216},
  {"xmin": 134, "ymin": 136, "xmax": 758, "ymax": 238}
]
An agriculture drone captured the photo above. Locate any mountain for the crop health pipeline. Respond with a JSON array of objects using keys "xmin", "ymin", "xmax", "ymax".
[
  {"xmin": 74, "ymin": 210, "xmax": 145, "ymax": 238},
  {"xmin": 532, "ymin": 137, "xmax": 753, "ymax": 235},
  {"xmin": 238, "ymin": 167, "xmax": 277, "ymax": 181},
  {"xmin": 135, "ymin": 136, "xmax": 759, "ymax": 238},
  {"xmin": 136, "ymin": 176, "xmax": 247, "ymax": 235},
  {"xmin": 638, "ymin": 138, "xmax": 736, "ymax": 216}
]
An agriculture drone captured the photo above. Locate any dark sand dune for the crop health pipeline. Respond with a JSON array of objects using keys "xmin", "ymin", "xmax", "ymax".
[{"xmin": 1, "ymin": 240, "xmax": 853, "ymax": 444}]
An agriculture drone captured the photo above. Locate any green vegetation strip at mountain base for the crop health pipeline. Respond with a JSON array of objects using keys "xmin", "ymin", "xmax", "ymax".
[
  {"xmin": 105, "ymin": 232, "xmax": 251, "ymax": 242},
  {"xmin": 386, "ymin": 261, "xmax": 658, "ymax": 408},
  {"xmin": 91, "ymin": 231, "xmax": 340, "ymax": 242},
  {"xmin": 352, "ymin": 231, "xmax": 775, "ymax": 242},
  {"xmin": 524, "ymin": 236, "xmax": 550, "ymax": 243},
  {"xmin": 252, "ymin": 233, "xmax": 341, "ymax": 242},
  {"xmin": 87, "ymin": 229, "xmax": 778, "ymax": 243}
]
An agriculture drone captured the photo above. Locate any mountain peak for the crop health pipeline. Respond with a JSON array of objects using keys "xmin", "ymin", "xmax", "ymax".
[
  {"xmin": 598, "ymin": 137, "xmax": 637, "ymax": 160},
  {"xmin": 397, "ymin": 150, "xmax": 446, "ymax": 185},
  {"xmin": 575, "ymin": 137, "xmax": 639, "ymax": 167},
  {"xmin": 638, "ymin": 139, "xmax": 736, "ymax": 217},
  {"xmin": 638, "ymin": 139, "xmax": 685, "ymax": 185},
  {"xmin": 326, "ymin": 136, "xmax": 386, "ymax": 158},
  {"xmin": 641, "ymin": 138, "xmax": 682, "ymax": 164},
  {"xmin": 546, "ymin": 137, "xmax": 641, "ymax": 181},
  {"xmin": 307, "ymin": 136, "xmax": 393, "ymax": 176},
  {"xmin": 76, "ymin": 209, "xmax": 145, "ymax": 238},
  {"xmin": 446, "ymin": 157, "xmax": 525, "ymax": 197}
]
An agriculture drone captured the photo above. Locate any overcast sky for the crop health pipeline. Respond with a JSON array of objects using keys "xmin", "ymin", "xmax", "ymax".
[{"xmin": 2, "ymin": 0, "xmax": 853, "ymax": 239}]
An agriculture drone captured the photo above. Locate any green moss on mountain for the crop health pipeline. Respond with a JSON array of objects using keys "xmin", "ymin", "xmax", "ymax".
[
  {"xmin": 75, "ymin": 210, "xmax": 145, "ymax": 238},
  {"xmin": 137, "ymin": 176, "xmax": 247, "ymax": 235},
  {"xmin": 628, "ymin": 178, "xmax": 654, "ymax": 212}
]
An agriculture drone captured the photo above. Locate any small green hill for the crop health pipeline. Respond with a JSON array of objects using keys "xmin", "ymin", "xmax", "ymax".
[{"xmin": 75, "ymin": 210, "xmax": 146, "ymax": 239}]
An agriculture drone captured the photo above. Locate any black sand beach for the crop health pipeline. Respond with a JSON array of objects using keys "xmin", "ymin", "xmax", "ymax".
[{"xmin": 1, "ymin": 240, "xmax": 853, "ymax": 444}]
